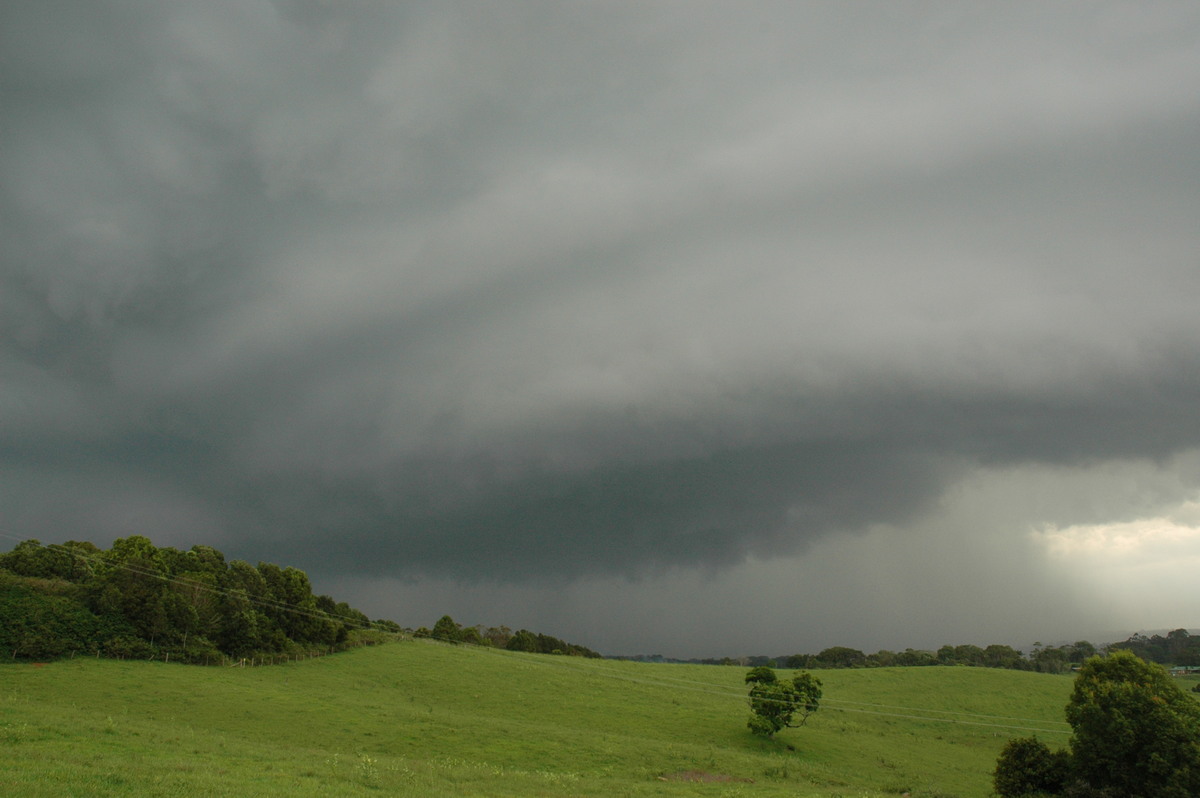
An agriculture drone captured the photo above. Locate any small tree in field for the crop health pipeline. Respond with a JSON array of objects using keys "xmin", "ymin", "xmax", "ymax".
[{"xmin": 746, "ymin": 667, "xmax": 822, "ymax": 737}]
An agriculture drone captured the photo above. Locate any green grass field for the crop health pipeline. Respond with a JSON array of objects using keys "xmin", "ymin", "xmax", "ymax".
[{"xmin": 0, "ymin": 641, "xmax": 1077, "ymax": 797}]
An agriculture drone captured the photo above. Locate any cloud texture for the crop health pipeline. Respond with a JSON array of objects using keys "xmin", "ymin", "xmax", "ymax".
[{"xmin": 4, "ymin": 1, "xmax": 1200, "ymax": 654}]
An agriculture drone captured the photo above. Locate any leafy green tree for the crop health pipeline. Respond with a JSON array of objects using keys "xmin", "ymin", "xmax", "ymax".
[
  {"xmin": 745, "ymin": 666, "xmax": 777, "ymax": 685},
  {"xmin": 431, "ymin": 615, "xmax": 463, "ymax": 643},
  {"xmin": 1065, "ymin": 650, "xmax": 1200, "ymax": 797},
  {"xmin": 867, "ymin": 649, "xmax": 896, "ymax": 667},
  {"xmin": 0, "ymin": 539, "xmax": 58, "ymax": 579},
  {"xmin": 481, "ymin": 625, "xmax": 512, "ymax": 647},
  {"xmin": 506, "ymin": 629, "xmax": 538, "ymax": 652},
  {"xmin": 952, "ymin": 643, "xmax": 985, "ymax": 666},
  {"xmin": 985, "ymin": 644, "xmax": 1029, "ymax": 670},
  {"xmin": 746, "ymin": 667, "xmax": 822, "ymax": 737},
  {"xmin": 1107, "ymin": 629, "xmax": 1200, "ymax": 664},
  {"xmin": 2, "ymin": 537, "xmax": 382, "ymax": 663},
  {"xmin": 89, "ymin": 535, "xmax": 172, "ymax": 644},
  {"xmin": 816, "ymin": 646, "xmax": 866, "ymax": 668},
  {"xmin": 258, "ymin": 563, "xmax": 336, "ymax": 646},
  {"xmin": 1031, "ymin": 645, "xmax": 1071, "ymax": 674},
  {"xmin": 894, "ymin": 648, "xmax": 937, "ymax": 667},
  {"xmin": 993, "ymin": 736, "xmax": 1070, "ymax": 797},
  {"xmin": 0, "ymin": 574, "xmax": 120, "ymax": 659},
  {"xmin": 215, "ymin": 560, "xmax": 269, "ymax": 656},
  {"xmin": 1068, "ymin": 641, "xmax": 1096, "ymax": 662}
]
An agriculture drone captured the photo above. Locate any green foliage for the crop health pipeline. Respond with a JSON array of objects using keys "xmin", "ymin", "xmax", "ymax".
[
  {"xmin": 1065, "ymin": 650, "xmax": 1200, "ymax": 797},
  {"xmin": 744, "ymin": 666, "xmax": 777, "ymax": 684},
  {"xmin": 745, "ymin": 666, "xmax": 822, "ymax": 737},
  {"xmin": 505, "ymin": 628, "xmax": 537, "ymax": 651},
  {"xmin": 815, "ymin": 646, "xmax": 866, "ymax": 668},
  {"xmin": 0, "ymin": 537, "xmax": 385, "ymax": 665},
  {"xmin": 503, "ymin": 627, "xmax": 601, "ymax": 657},
  {"xmin": 993, "ymin": 736, "xmax": 1070, "ymax": 797},
  {"xmin": 0, "ymin": 574, "xmax": 130, "ymax": 659},
  {"xmin": 776, "ymin": 639, "xmax": 1094, "ymax": 672},
  {"xmin": 0, "ymin": 539, "xmax": 92, "ymax": 580},
  {"xmin": 432, "ymin": 614, "xmax": 463, "ymax": 643},
  {"xmin": 994, "ymin": 650, "xmax": 1200, "ymax": 797},
  {"xmin": 1107, "ymin": 628, "xmax": 1200, "ymax": 666}
]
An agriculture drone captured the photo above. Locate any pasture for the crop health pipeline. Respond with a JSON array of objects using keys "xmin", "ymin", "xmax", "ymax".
[{"xmin": 0, "ymin": 641, "xmax": 1076, "ymax": 796}]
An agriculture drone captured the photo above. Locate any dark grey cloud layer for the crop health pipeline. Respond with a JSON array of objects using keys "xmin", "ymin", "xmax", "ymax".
[{"xmin": 4, "ymin": 1, "xmax": 1200, "ymax": 650}]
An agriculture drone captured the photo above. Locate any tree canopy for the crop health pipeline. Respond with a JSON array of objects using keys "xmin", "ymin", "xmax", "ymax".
[
  {"xmin": 994, "ymin": 650, "xmax": 1200, "ymax": 797},
  {"xmin": 745, "ymin": 667, "xmax": 822, "ymax": 738},
  {"xmin": 414, "ymin": 614, "xmax": 600, "ymax": 657},
  {"xmin": 1, "ymin": 537, "xmax": 384, "ymax": 663},
  {"xmin": 1066, "ymin": 650, "xmax": 1200, "ymax": 797}
]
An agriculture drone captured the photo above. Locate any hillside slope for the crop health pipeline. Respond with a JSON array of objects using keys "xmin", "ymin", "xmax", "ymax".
[{"xmin": 0, "ymin": 640, "xmax": 1075, "ymax": 797}]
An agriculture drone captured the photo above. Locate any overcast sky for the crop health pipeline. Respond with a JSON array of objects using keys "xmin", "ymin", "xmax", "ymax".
[{"xmin": 4, "ymin": 1, "xmax": 1200, "ymax": 657}]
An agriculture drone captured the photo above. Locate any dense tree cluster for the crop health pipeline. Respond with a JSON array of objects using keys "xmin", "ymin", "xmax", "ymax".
[
  {"xmin": 786, "ymin": 642, "xmax": 1087, "ymax": 672},
  {"xmin": 744, "ymin": 666, "xmax": 822, "ymax": 738},
  {"xmin": 994, "ymin": 651, "xmax": 1200, "ymax": 797},
  {"xmin": 624, "ymin": 640, "xmax": 1119, "ymax": 671},
  {"xmin": 1, "ymin": 537, "xmax": 388, "ymax": 663},
  {"xmin": 414, "ymin": 615, "xmax": 601, "ymax": 658},
  {"xmin": 770, "ymin": 640, "xmax": 1104, "ymax": 673},
  {"xmin": 732, "ymin": 634, "xmax": 1200, "ymax": 674},
  {"xmin": 1107, "ymin": 629, "xmax": 1200, "ymax": 666}
]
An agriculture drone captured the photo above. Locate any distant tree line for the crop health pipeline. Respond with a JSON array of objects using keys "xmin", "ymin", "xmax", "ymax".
[
  {"xmin": 0, "ymin": 537, "xmax": 395, "ymax": 663},
  {"xmin": 1105, "ymin": 628, "xmax": 1200, "ymax": 666},
  {"xmin": 414, "ymin": 614, "xmax": 601, "ymax": 658},
  {"xmin": 779, "ymin": 641, "xmax": 1102, "ymax": 673},
  {"xmin": 642, "ymin": 632, "xmax": 1200, "ymax": 672}
]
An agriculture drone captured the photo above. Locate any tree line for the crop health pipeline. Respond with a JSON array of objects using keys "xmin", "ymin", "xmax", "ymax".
[
  {"xmin": 1104, "ymin": 628, "xmax": 1200, "ymax": 666},
  {"xmin": 1, "ymin": 538, "xmax": 604, "ymax": 665},
  {"xmin": 0, "ymin": 537, "xmax": 393, "ymax": 663},
  {"xmin": 777, "ymin": 641, "xmax": 1101, "ymax": 672},
  {"xmin": 414, "ymin": 614, "xmax": 601, "ymax": 658},
  {"xmin": 671, "ymin": 632, "xmax": 1198, "ymax": 672}
]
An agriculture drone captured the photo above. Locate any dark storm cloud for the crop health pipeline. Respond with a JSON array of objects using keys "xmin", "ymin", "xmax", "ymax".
[{"xmin": 4, "ymin": 0, "xmax": 1200, "ymax": 604}]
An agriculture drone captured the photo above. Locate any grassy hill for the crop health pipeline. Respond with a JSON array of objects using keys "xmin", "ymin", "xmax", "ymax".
[{"xmin": 0, "ymin": 640, "xmax": 1076, "ymax": 797}]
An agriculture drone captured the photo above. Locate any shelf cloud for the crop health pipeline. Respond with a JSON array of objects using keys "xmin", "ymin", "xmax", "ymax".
[{"xmin": 4, "ymin": 1, "xmax": 1200, "ymax": 655}]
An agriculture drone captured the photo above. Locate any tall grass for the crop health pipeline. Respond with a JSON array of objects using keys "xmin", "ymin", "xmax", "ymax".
[{"xmin": 0, "ymin": 640, "xmax": 1075, "ymax": 796}]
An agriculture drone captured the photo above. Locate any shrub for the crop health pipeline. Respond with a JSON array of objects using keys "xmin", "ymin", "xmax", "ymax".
[{"xmin": 993, "ymin": 736, "xmax": 1069, "ymax": 797}]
